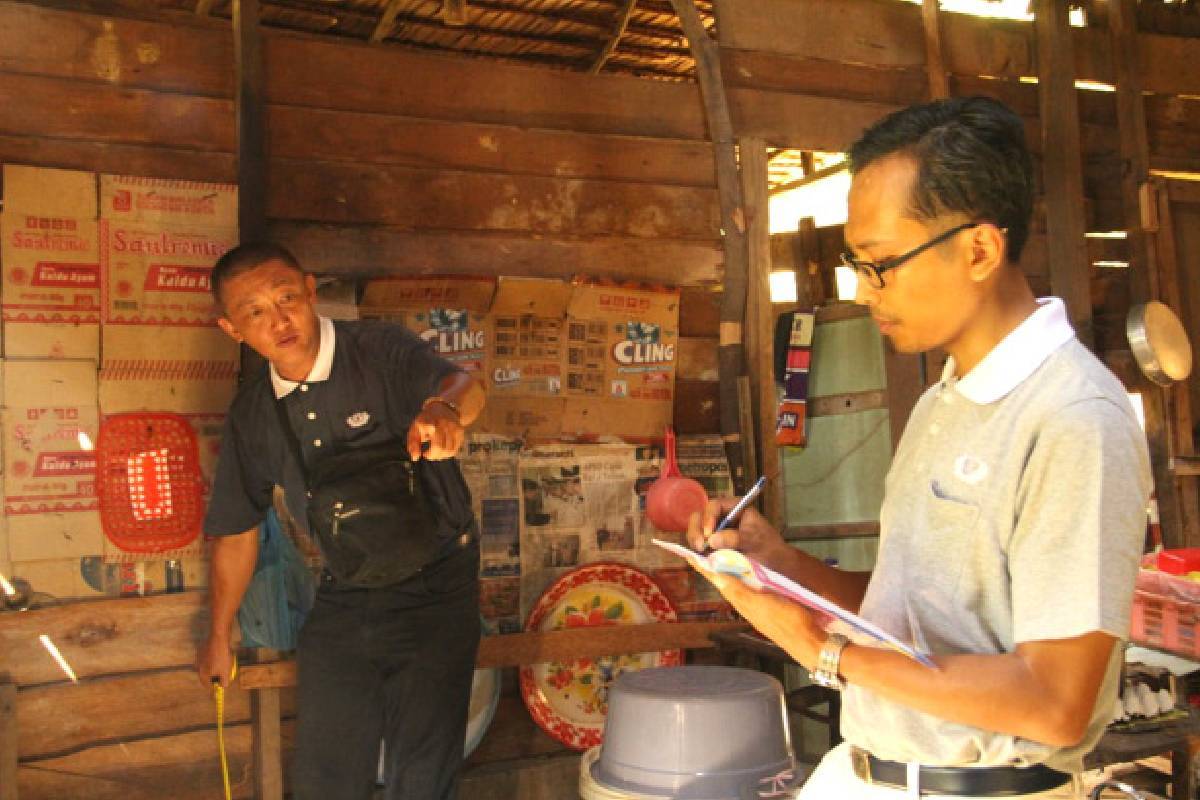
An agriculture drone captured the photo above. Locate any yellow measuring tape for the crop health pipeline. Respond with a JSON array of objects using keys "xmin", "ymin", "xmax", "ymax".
[{"xmin": 213, "ymin": 658, "xmax": 238, "ymax": 800}]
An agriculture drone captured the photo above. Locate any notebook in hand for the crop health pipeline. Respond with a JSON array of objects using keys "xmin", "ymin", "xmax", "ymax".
[{"xmin": 652, "ymin": 538, "xmax": 936, "ymax": 668}]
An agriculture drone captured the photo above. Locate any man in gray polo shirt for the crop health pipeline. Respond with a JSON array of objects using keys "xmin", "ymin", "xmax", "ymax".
[{"xmin": 689, "ymin": 97, "xmax": 1151, "ymax": 798}]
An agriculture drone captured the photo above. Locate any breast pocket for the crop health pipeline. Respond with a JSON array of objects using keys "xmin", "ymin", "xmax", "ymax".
[
  {"xmin": 335, "ymin": 407, "xmax": 384, "ymax": 446},
  {"xmin": 914, "ymin": 479, "xmax": 982, "ymax": 608}
]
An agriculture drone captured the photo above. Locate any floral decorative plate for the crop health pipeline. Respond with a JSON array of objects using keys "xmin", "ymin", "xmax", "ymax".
[{"xmin": 519, "ymin": 562, "xmax": 683, "ymax": 751}]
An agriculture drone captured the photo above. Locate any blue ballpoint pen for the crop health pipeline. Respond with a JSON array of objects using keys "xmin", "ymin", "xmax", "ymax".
[{"xmin": 713, "ymin": 475, "xmax": 768, "ymax": 533}]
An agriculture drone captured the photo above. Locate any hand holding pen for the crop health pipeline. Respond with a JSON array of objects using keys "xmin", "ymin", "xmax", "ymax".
[
  {"xmin": 696, "ymin": 475, "xmax": 769, "ymax": 553},
  {"xmin": 715, "ymin": 475, "xmax": 768, "ymax": 533}
]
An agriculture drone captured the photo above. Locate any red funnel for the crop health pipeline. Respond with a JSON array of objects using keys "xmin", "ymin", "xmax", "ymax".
[{"xmin": 644, "ymin": 428, "xmax": 709, "ymax": 533}]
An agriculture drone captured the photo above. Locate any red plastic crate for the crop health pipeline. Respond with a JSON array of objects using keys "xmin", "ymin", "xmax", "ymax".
[
  {"xmin": 1130, "ymin": 589, "xmax": 1200, "ymax": 659},
  {"xmin": 1156, "ymin": 548, "xmax": 1200, "ymax": 576}
]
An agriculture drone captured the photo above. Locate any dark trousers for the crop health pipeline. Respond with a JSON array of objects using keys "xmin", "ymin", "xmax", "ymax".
[{"xmin": 293, "ymin": 540, "xmax": 481, "ymax": 800}]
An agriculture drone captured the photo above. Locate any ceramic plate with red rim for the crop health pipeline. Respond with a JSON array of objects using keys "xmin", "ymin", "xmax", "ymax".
[{"xmin": 519, "ymin": 562, "xmax": 683, "ymax": 751}]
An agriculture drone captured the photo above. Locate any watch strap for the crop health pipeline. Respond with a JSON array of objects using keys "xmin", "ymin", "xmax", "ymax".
[{"xmin": 812, "ymin": 632, "xmax": 850, "ymax": 691}]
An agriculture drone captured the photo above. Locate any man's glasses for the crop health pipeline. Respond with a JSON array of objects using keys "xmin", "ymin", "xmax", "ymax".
[{"xmin": 839, "ymin": 222, "xmax": 980, "ymax": 289}]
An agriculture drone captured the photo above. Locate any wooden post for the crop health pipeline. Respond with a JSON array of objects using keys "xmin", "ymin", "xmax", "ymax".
[
  {"xmin": 0, "ymin": 680, "xmax": 17, "ymax": 800},
  {"xmin": 1033, "ymin": 0, "xmax": 1092, "ymax": 345},
  {"xmin": 1152, "ymin": 183, "xmax": 1200, "ymax": 547},
  {"xmin": 737, "ymin": 138, "xmax": 781, "ymax": 525},
  {"xmin": 251, "ymin": 687, "xmax": 283, "ymax": 800},
  {"xmin": 671, "ymin": 0, "xmax": 749, "ymax": 491},
  {"xmin": 234, "ymin": 0, "xmax": 268, "ymax": 242},
  {"xmin": 921, "ymin": 0, "xmax": 949, "ymax": 99},
  {"xmin": 1107, "ymin": 0, "xmax": 1188, "ymax": 548}
]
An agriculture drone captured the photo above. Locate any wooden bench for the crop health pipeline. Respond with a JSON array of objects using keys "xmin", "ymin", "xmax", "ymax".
[{"xmin": 236, "ymin": 620, "xmax": 745, "ymax": 800}]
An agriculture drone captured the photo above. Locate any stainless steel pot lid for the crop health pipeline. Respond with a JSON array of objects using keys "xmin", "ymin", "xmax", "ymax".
[{"xmin": 1126, "ymin": 301, "xmax": 1193, "ymax": 387}]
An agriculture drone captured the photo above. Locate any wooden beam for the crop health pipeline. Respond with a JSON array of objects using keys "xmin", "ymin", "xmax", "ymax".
[
  {"xmin": 673, "ymin": 0, "xmax": 750, "ymax": 490},
  {"xmin": 271, "ymin": 222, "xmax": 722, "ymax": 286},
  {"xmin": 1034, "ymin": 0, "xmax": 1091, "ymax": 344},
  {"xmin": 371, "ymin": 0, "xmax": 406, "ymax": 43},
  {"xmin": 240, "ymin": 621, "xmax": 745, "ymax": 688},
  {"xmin": 921, "ymin": 0, "xmax": 949, "ymax": 99},
  {"xmin": 267, "ymin": 159, "xmax": 719, "ymax": 238},
  {"xmin": 769, "ymin": 160, "xmax": 847, "ymax": 196},
  {"xmin": 0, "ymin": 681, "xmax": 16, "ymax": 800},
  {"xmin": 442, "ymin": 0, "xmax": 468, "ymax": 27},
  {"xmin": 0, "ymin": 592, "xmax": 206, "ymax": 687},
  {"xmin": 234, "ymin": 0, "xmax": 267, "ymax": 241},
  {"xmin": 738, "ymin": 137, "xmax": 781, "ymax": 525},
  {"xmin": 589, "ymin": 0, "xmax": 638, "ymax": 74}
]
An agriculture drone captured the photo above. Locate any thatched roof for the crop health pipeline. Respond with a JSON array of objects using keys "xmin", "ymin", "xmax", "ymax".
[
  {"xmin": 150, "ymin": 0, "xmax": 1200, "ymax": 85},
  {"xmin": 166, "ymin": 0, "xmax": 712, "ymax": 81}
]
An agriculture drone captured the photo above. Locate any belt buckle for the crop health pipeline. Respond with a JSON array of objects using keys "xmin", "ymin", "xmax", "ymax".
[{"xmin": 850, "ymin": 747, "xmax": 872, "ymax": 785}]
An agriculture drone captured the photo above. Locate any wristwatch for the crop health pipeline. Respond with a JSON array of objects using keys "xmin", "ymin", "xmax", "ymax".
[{"xmin": 811, "ymin": 632, "xmax": 850, "ymax": 691}]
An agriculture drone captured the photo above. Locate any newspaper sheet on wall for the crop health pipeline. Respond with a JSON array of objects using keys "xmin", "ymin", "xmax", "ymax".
[
  {"xmin": 518, "ymin": 437, "xmax": 736, "ymax": 624},
  {"xmin": 460, "ymin": 434, "xmax": 524, "ymax": 633},
  {"xmin": 517, "ymin": 444, "xmax": 641, "ymax": 621}
]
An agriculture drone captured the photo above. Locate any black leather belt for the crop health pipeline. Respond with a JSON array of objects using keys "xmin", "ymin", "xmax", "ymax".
[{"xmin": 850, "ymin": 747, "xmax": 1070, "ymax": 797}]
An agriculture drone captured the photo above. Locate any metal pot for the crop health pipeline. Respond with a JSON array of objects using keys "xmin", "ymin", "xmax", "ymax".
[{"xmin": 1126, "ymin": 301, "xmax": 1193, "ymax": 387}]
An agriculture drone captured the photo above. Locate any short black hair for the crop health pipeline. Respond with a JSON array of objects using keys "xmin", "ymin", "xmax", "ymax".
[
  {"xmin": 848, "ymin": 96, "xmax": 1034, "ymax": 263},
  {"xmin": 211, "ymin": 241, "xmax": 304, "ymax": 310}
]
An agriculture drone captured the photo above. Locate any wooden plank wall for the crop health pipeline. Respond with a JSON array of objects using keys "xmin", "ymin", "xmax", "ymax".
[
  {"xmin": 0, "ymin": 592, "xmax": 280, "ymax": 799},
  {"xmin": 715, "ymin": 0, "xmax": 1196, "ymax": 399},
  {"xmin": 0, "ymin": 5, "xmax": 728, "ymax": 796},
  {"xmin": 2, "ymin": 1, "xmax": 1199, "ymax": 796},
  {"xmin": 714, "ymin": 0, "xmax": 1200, "ymax": 234},
  {"xmin": 0, "ymin": 2, "xmax": 727, "ymax": 438}
]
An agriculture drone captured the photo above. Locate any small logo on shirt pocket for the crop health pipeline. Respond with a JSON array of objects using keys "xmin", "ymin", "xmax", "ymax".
[
  {"xmin": 346, "ymin": 411, "xmax": 371, "ymax": 429},
  {"xmin": 953, "ymin": 454, "xmax": 989, "ymax": 485}
]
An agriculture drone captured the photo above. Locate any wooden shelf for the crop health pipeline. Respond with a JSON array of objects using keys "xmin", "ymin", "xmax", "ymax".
[
  {"xmin": 782, "ymin": 522, "xmax": 880, "ymax": 540},
  {"xmin": 239, "ymin": 620, "xmax": 745, "ymax": 689},
  {"xmin": 1170, "ymin": 456, "xmax": 1200, "ymax": 477}
]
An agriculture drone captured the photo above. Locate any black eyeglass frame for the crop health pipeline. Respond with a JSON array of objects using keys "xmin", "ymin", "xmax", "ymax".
[{"xmin": 839, "ymin": 221, "xmax": 981, "ymax": 289}]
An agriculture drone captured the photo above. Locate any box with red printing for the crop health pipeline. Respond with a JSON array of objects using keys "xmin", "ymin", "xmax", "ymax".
[
  {"xmin": 2, "ymin": 360, "xmax": 99, "ymax": 519},
  {"xmin": 360, "ymin": 276, "xmax": 495, "ymax": 378},
  {"xmin": 100, "ymin": 221, "xmax": 235, "ymax": 326},
  {"xmin": 1, "ymin": 213, "xmax": 101, "ymax": 358},
  {"xmin": 100, "ymin": 174, "xmax": 237, "ymax": 228}
]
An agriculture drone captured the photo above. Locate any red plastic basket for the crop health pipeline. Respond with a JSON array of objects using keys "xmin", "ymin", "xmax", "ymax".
[
  {"xmin": 1130, "ymin": 589, "xmax": 1200, "ymax": 659},
  {"xmin": 96, "ymin": 413, "xmax": 204, "ymax": 554}
]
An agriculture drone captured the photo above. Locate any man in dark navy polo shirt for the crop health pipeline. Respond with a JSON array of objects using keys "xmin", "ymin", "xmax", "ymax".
[{"xmin": 195, "ymin": 242, "xmax": 486, "ymax": 800}]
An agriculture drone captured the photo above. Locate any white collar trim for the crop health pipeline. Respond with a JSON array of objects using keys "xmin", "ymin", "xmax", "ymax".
[
  {"xmin": 944, "ymin": 297, "xmax": 1076, "ymax": 405},
  {"xmin": 270, "ymin": 316, "xmax": 335, "ymax": 399}
]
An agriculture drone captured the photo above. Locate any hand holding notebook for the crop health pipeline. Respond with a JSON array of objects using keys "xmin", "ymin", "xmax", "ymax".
[{"xmin": 652, "ymin": 538, "xmax": 936, "ymax": 668}]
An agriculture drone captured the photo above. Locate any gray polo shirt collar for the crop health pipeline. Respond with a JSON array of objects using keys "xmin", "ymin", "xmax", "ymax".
[
  {"xmin": 270, "ymin": 316, "xmax": 336, "ymax": 399},
  {"xmin": 941, "ymin": 297, "xmax": 1075, "ymax": 405}
]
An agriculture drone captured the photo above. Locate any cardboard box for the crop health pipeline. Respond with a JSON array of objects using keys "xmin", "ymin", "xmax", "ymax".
[
  {"xmin": 2, "ymin": 361, "xmax": 99, "ymax": 520},
  {"xmin": 100, "ymin": 221, "xmax": 235, "ymax": 326},
  {"xmin": 1, "ymin": 213, "xmax": 101, "ymax": 358},
  {"xmin": 487, "ymin": 277, "xmax": 570, "ymax": 398},
  {"xmin": 99, "ymin": 326, "xmax": 238, "ymax": 414},
  {"xmin": 3, "ymin": 165, "xmax": 97, "ymax": 218},
  {"xmin": 561, "ymin": 283, "xmax": 679, "ymax": 439},
  {"xmin": 315, "ymin": 278, "xmax": 359, "ymax": 321},
  {"xmin": 6, "ymin": 512, "xmax": 103, "ymax": 562},
  {"xmin": 483, "ymin": 396, "xmax": 565, "ymax": 440},
  {"xmin": 361, "ymin": 276, "xmax": 495, "ymax": 377},
  {"xmin": 100, "ymin": 174, "xmax": 237, "ymax": 228}
]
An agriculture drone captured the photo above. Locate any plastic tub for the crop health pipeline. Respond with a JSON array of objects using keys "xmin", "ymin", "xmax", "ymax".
[{"xmin": 587, "ymin": 666, "xmax": 794, "ymax": 800}]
